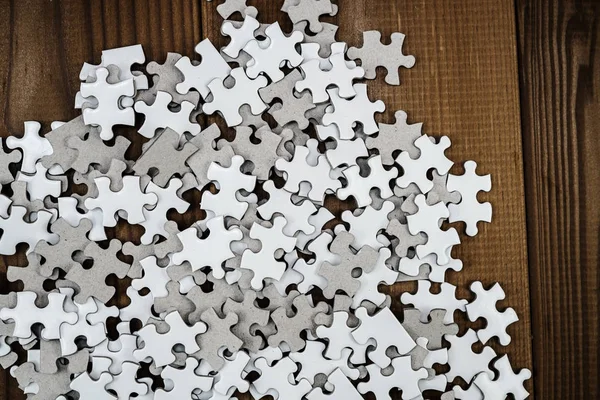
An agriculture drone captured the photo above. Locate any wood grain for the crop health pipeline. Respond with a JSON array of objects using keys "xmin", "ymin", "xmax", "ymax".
[
  {"xmin": 517, "ymin": 1, "xmax": 600, "ymax": 398},
  {"xmin": 0, "ymin": 0, "xmax": 534, "ymax": 398}
]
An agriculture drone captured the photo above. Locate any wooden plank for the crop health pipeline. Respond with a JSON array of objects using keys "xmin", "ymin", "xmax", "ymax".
[
  {"xmin": 184, "ymin": 0, "xmax": 536, "ymax": 391},
  {"xmin": 323, "ymin": 0, "xmax": 533, "ymax": 395},
  {"xmin": 516, "ymin": 1, "xmax": 600, "ymax": 398},
  {"xmin": 0, "ymin": 1, "xmax": 201, "ymax": 399},
  {"xmin": 0, "ymin": 0, "xmax": 532, "ymax": 398}
]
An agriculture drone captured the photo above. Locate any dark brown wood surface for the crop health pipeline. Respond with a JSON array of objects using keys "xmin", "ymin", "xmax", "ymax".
[
  {"xmin": 0, "ymin": 0, "xmax": 596, "ymax": 398},
  {"xmin": 516, "ymin": 0, "xmax": 600, "ymax": 399}
]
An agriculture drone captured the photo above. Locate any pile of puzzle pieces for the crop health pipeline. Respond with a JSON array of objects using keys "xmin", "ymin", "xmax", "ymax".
[{"xmin": 0, "ymin": 0, "xmax": 531, "ymax": 399}]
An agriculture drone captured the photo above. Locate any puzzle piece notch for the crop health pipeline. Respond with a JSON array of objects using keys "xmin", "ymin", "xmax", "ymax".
[
  {"xmin": 155, "ymin": 357, "xmax": 213, "ymax": 399},
  {"xmin": 445, "ymin": 329, "xmax": 497, "ymax": 383},
  {"xmin": 473, "ymin": 355, "xmax": 531, "ymax": 400},
  {"xmin": 351, "ymin": 306, "xmax": 416, "ymax": 368},
  {"xmin": 57, "ymin": 197, "xmax": 106, "ymax": 241},
  {"xmin": 401, "ymin": 280, "xmax": 467, "ymax": 324},
  {"xmin": 296, "ymin": 52, "xmax": 365, "ymax": 103},
  {"xmin": 337, "ymin": 155, "xmax": 398, "ymax": 207},
  {"xmin": 347, "ymin": 30, "xmax": 416, "ymax": 85},
  {"xmin": 466, "ymin": 281, "xmax": 518, "ymax": 346},
  {"xmin": 342, "ymin": 201, "xmax": 394, "ymax": 250},
  {"xmin": 351, "ymin": 247, "xmax": 398, "ymax": 308},
  {"xmin": 66, "ymin": 133, "xmax": 131, "ymax": 174},
  {"xmin": 322, "ymin": 84, "xmax": 385, "ymax": 139},
  {"xmin": 240, "ymin": 216, "xmax": 297, "ymax": 290},
  {"xmin": 80, "ymin": 67, "xmax": 135, "ymax": 140},
  {"xmin": 315, "ymin": 310, "xmax": 374, "ymax": 365},
  {"xmin": 131, "ymin": 256, "xmax": 170, "ymax": 298},
  {"xmin": 285, "ymin": 0, "xmax": 335, "ymax": 34},
  {"xmin": 216, "ymin": 0, "xmax": 258, "ymax": 19},
  {"xmin": 202, "ymin": 154, "xmax": 257, "ymax": 220},
  {"xmin": 252, "ymin": 356, "xmax": 312, "ymax": 400},
  {"xmin": 0, "ymin": 291, "xmax": 77, "ymax": 340},
  {"xmin": 134, "ymin": 311, "xmax": 207, "ymax": 367},
  {"xmin": 0, "ymin": 142, "xmax": 21, "ymax": 184},
  {"xmin": 244, "ymin": 22, "xmax": 304, "ymax": 82},
  {"xmin": 137, "ymin": 52, "xmax": 200, "ymax": 105},
  {"xmin": 139, "ymin": 178, "xmax": 189, "ymax": 244},
  {"xmin": 407, "ymin": 194, "xmax": 460, "ymax": 265},
  {"xmin": 133, "ymin": 127, "xmax": 198, "ymax": 188},
  {"xmin": 447, "ymin": 160, "xmax": 492, "ymax": 236},
  {"xmin": 16, "ymin": 163, "xmax": 63, "ymax": 201},
  {"xmin": 306, "ymin": 368, "xmax": 363, "ymax": 400},
  {"xmin": 193, "ymin": 308, "xmax": 243, "ymax": 371},
  {"xmin": 268, "ymin": 295, "xmax": 329, "ymax": 352},
  {"xmin": 219, "ymin": 126, "xmax": 288, "ymax": 180},
  {"xmin": 84, "ymin": 176, "xmax": 158, "ymax": 227},
  {"xmin": 7, "ymin": 253, "xmax": 59, "ymax": 307},
  {"xmin": 176, "ymin": 38, "xmax": 232, "ymax": 99},
  {"xmin": 396, "ymin": 134, "xmax": 453, "ymax": 194},
  {"xmin": 203, "ymin": 67, "xmax": 268, "ymax": 126},
  {"xmin": 78, "ymin": 44, "xmax": 147, "ymax": 92},
  {"xmin": 58, "ymin": 287, "xmax": 118, "ymax": 356},
  {"xmin": 213, "ymin": 350, "xmax": 251, "ymax": 396},
  {"xmin": 0, "ymin": 206, "xmax": 57, "ymax": 255},
  {"xmin": 365, "ymin": 110, "xmax": 422, "ymax": 164},
  {"xmin": 223, "ymin": 291, "xmax": 269, "ymax": 353},
  {"xmin": 275, "ymin": 143, "xmax": 341, "ymax": 203},
  {"xmin": 134, "ymin": 90, "xmax": 201, "ymax": 139},
  {"xmin": 60, "ymin": 239, "xmax": 130, "ymax": 303},
  {"xmin": 257, "ymin": 180, "xmax": 318, "ymax": 236},
  {"xmin": 221, "ymin": 15, "xmax": 261, "ymax": 58},
  {"xmin": 357, "ymin": 355, "xmax": 427, "ymax": 400},
  {"xmin": 172, "ymin": 216, "xmax": 242, "ymax": 279},
  {"xmin": 289, "ymin": 340, "xmax": 360, "ymax": 384},
  {"xmin": 402, "ymin": 308, "xmax": 459, "ymax": 350},
  {"xmin": 6, "ymin": 121, "xmax": 52, "ymax": 174}
]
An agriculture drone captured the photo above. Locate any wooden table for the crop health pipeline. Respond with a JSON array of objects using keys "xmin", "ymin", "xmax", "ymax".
[{"xmin": 0, "ymin": 1, "xmax": 597, "ymax": 399}]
